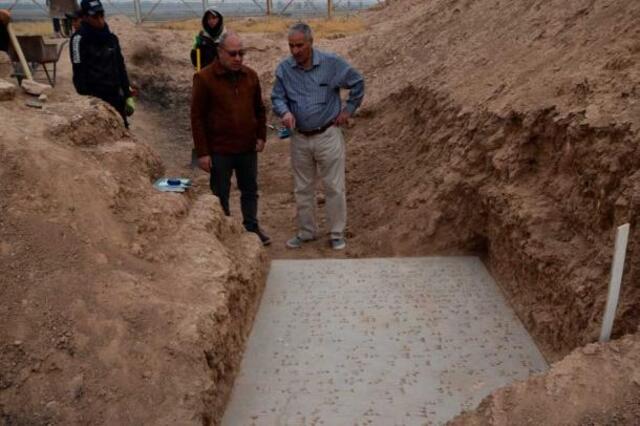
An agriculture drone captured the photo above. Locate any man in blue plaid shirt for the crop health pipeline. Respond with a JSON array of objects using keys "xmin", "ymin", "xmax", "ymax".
[{"xmin": 271, "ymin": 22, "xmax": 364, "ymax": 251}]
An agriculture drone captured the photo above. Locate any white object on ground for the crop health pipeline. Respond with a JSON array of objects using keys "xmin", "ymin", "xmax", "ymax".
[
  {"xmin": 21, "ymin": 79, "xmax": 52, "ymax": 96},
  {"xmin": 152, "ymin": 177, "xmax": 192, "ymax": 193},
  {"xmin": 223, "ymin": 257, "xmax": 548, "ymax": 425},
  {"xmin": 599, "ymin": 223, "xmax": 630, "ymax": 343}
]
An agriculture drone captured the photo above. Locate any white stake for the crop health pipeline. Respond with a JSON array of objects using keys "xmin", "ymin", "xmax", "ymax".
[{"xmin": 599, "ymin": 223, "xmax": 630, "ymax": 343}]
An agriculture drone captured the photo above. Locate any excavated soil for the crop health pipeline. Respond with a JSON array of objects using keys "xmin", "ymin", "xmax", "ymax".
[
  {"xmin": 2, "ymin": 0, "xmax": 640, "ymax": 424},
  {"xmin": 0, "ymin": 43, "xmax": 266, "ymax": 424}
]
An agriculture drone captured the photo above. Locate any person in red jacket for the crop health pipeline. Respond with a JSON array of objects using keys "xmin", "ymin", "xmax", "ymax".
[{"xmin": 190, "ymin": 32, "xmax": 270, "ymax": 246}]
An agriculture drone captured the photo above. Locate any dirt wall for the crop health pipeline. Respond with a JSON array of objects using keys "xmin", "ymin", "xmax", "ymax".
[
  {"xmin": 0, "ymin": 90, "xmax": 266, "ymax": 425},
  {"xmin": 343, "ymin": 0, "xmax": 640, "ymax": 362},
  {"xmin": 346, "ymin": 84, "xmax": 640, "ymax": 359}
]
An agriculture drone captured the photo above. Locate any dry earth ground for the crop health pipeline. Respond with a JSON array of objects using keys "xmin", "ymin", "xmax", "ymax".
[{"xmin": 2, "ymin": 0, "xmax": 640, "ymax": 424}]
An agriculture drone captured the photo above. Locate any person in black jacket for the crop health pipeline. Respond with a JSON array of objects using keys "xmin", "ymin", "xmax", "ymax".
[
  {"xmin": 0, "ymin": 9, "xmax": 10, "ymax": 52},
  {"xmin": 70, "ymin": 0, "xmax": 134, "ymax": 127},
  {"xmin": 190, "ymin": 8, "xmax": 224, "ymax": 71}
]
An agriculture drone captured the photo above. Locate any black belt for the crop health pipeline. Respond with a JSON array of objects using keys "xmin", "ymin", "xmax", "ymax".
[{"xmin": 297, "ymin": 122, "xmax": 333, "ymax": 137}]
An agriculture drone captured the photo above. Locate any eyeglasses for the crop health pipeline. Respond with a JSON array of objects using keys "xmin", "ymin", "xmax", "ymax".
[{"xmin": 222, "ymin": 48, "xmax": 246, "ymax": 58}]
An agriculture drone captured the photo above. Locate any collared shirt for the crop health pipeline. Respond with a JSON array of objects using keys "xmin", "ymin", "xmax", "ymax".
[{"xmin": 271, "ymin": 49, "xmax": 365, "ymax": 131}]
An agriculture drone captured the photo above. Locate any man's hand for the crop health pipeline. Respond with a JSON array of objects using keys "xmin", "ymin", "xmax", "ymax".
[
  {"xmin": 281, "ymin": 112, "xmax": 296, "ymax": 129},
  {"xmin": 197, "ymin": 155, "xmax": 212, "ymax": 173},
  {"xmin": 0, "ymin": 9, "xmax": 11, "ymax": 26},
  {"xmin": 334, "ymin": 109, "xmax": 351, "ymax": 127},
  {"xmin": 256, "ymin": 139, "xmax": 266, "ymax": 152}
]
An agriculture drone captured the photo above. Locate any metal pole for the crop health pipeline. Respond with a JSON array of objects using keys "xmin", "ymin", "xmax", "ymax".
[
  {"xmin": 266, "ymin": 0, "xmax": 271, "ymax": 15},
  {"xmin": 133, "ymin": 0, "xmax": 142, "ymax": 24},
  {"xmin": 599, "ymin": 223, "xmax": 630, "ymax": 342},
  {"xmin": 278, "ymin": 0, "xmax": 296, "ymax": 15},
  {"xmin": 327, "ymin": 0, "xmax": 332, "ymax": 19}
]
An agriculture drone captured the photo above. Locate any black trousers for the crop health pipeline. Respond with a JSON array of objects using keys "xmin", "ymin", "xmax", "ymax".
[{"xmin": 210, "ymin": 151, "xmax": 259, "ymax": 232}]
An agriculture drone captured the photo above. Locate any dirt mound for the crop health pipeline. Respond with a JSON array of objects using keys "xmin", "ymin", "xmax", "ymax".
[
  {"xmin": 0, "ymin": 86, "xmax": 266, "ymax": 424},
  {"xmin": 357, "ymin": 0, "xmax": 640, "ymax": 125},
  {"xmin": 450, "ymin": 334, "xmax": 640, "ymax": 425}
]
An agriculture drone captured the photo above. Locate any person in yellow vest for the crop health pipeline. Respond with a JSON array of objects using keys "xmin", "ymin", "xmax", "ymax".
[
  {"xmin": 188, "ymin": 8, "xmax": 225, "ymax": 167},
  {"xmin": 190, "ymin": 8, "xmax": 224, "ymax": 72}
]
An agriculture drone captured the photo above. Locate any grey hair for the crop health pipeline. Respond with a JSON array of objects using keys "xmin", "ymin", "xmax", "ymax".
[{"xmin": 288, "ymin": 22, "xmax": 313, "ymax": 41}]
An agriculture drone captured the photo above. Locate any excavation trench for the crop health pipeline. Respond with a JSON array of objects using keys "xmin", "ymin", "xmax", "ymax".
[
  {"xmin": 130, "ymin": 73, "xmax": 600, "ymax": 424},
  {"xmin": 128, "ymin": 19, "xmax": 640, "ymax": 418},
  {"xmin": 135, "ymin": 43, "xmax": 640, "ymax": 418}
]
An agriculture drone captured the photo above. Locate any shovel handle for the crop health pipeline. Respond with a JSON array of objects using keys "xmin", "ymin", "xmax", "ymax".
[{"xmin": 6, "ymin": 23, "xmax": 33, "ymax": 81}]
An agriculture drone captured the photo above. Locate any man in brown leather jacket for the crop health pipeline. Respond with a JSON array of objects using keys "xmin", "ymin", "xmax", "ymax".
[{"xmin": 191, "ymin": 31, "xmax": 270, "ymax": 246}]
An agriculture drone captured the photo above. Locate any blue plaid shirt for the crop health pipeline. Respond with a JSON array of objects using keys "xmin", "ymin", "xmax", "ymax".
[{"xmin": 271, "ymin": 49, "xmax": 365, "ymax": 131}]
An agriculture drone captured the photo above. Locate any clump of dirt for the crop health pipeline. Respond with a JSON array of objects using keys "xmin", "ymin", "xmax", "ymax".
[{"xmin": 47, "ymin": 97, "xmax": 131, "ymax": 146}]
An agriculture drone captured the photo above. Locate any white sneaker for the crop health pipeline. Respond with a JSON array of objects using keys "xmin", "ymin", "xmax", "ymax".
[
  {"xmin": 286, "ymin": 235, "xmax": 314, "ymax": 249},
  {"xmin": 330, "ymin": 238, "xmax": 346, "ymax": 250}
]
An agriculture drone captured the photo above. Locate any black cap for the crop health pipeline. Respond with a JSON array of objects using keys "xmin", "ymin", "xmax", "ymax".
[{"xmin": 80, "ymin": 0, "xmax": 104, "ymax": 16}]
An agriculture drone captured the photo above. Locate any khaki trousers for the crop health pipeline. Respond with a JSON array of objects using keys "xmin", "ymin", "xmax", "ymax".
[{"xmin": 290, "ymin": 126, "xmax": 346, "ymax": 240}]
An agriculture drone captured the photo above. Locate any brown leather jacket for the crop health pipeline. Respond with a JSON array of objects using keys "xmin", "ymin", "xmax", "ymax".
[{"xmin": 191, "ymin": 60, "xmax": 267, "ymax": 156}]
